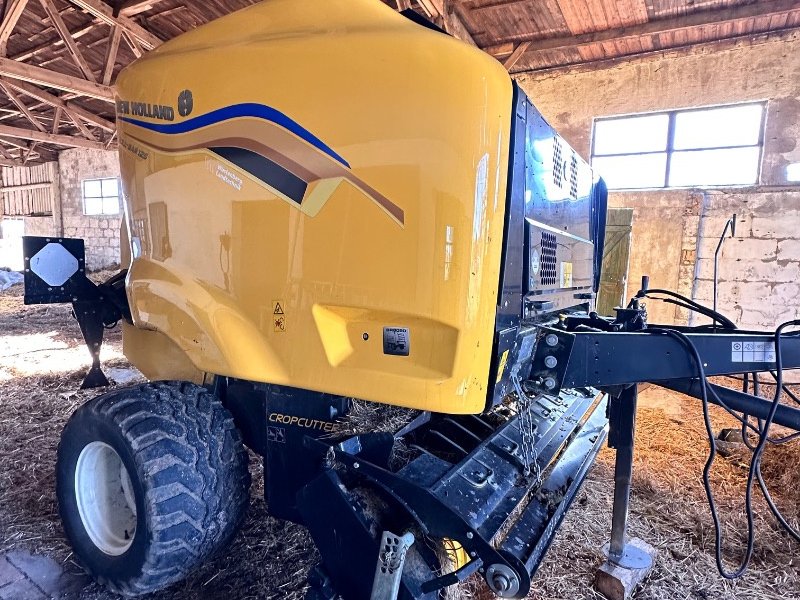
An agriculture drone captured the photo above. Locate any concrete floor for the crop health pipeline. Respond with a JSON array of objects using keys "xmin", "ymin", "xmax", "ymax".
[{"xmin": 0, "ymin": 551, "xmax": 89, "ymax": 600}]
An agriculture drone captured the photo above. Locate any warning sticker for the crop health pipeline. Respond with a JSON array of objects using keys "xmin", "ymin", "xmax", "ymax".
[
  {"xmin": 274, "ymin": 316, "xmax": 286, "ymax": 333},
  {"xmin": 273, "ymin": 301, "xmax": 285, "ymax": 315},
  {"xmin": 731, "ymin": 341, "xmax": 776, "ymax": 363},
  {"xmin": 496, "ymin": 350, "xmax": 510, "ymax": 383},
  {"xmin": 383, "ymin": 327, "xmax": 410, "ymax": 356},
  {"xmin": 560, "ymin": 262, "xmax": 573, "ymax": 287}
]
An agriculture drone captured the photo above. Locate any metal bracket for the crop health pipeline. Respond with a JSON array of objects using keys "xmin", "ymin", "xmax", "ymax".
[{"xmin": 370, "ymin": 531, "xmax": 415, "ymax": 600}]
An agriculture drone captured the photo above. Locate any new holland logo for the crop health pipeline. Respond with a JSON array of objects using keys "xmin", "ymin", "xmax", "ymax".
[{"xmin": 178, "ymin": 90, "xmax": 194, "ymax": 117}]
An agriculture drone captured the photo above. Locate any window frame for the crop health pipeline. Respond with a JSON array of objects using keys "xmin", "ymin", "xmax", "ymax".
[
  {"xmin": 81, "ymin": 177, "xmax": 121, "ymax": 216},
  {"xmin": 590, "ymin": 102, "xmax": 768, "ymax": 190}
]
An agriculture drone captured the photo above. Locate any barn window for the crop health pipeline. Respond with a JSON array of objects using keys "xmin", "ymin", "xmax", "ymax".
[
  {"xmin": 82, "ymin": 177, "xmax": 120, "ymax": 216},
  {"xmin": 591, "ymin": 102, "xmax": 766, "ymax": 190}
]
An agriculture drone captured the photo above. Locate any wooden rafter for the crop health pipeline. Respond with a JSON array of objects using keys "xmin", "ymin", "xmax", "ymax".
[
  {"xmin": 121, "ymin": 29, "xmax": 143, "ymax": 57},
  {"xmin": 67, "ymin": 0, "xmax": 161, "ymax": 50},
  {"xmin": 503, "ymin": 41, "xmax": 530, "ymax": 70},
  {"xmin": 102, "ymin": 24, "xmax": 122, "ymax": 85},
  {"xmin": 0, "ymin": 80, "xmax": 47, "ymax": 131},
  {"xmin": 0, "ymin": 56, "xmax": 114, "ymax": 101},
  {"xmin": 423, "ymin": 0, "xmax": 476, "ymax": 46},
  {"xmin": 64, "ymin": 109, "xmax": 96, "ymax": 141},
  {"xmin": 0, "ymin": 0, "xmax": 30, "ymax": 56},
  {"xmin": 2, "ymin": 79, "xmax": 115, "ymax": 132},
  {"xmin": 0, "ymin": 122, "xmax": 105, "ymax": 149},
  {"xmin": 52, "ymin": 106, "xmax": 62, "ymax": 134},
  {"xmin": 119, "ymin": 0, "xmax": 168, "ymax": 17},
  {"xmin": 38, "ymin": 0, "xmax": 98, "ymax": 82},
  {"xmin": 486, "ymin": 0, "xmax": 800, "ymax": 61}
]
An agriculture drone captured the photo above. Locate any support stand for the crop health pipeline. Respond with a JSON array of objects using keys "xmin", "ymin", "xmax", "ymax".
[{"xmin": 595, "ymin": 385, "xmax": 656, "ymax": 600}]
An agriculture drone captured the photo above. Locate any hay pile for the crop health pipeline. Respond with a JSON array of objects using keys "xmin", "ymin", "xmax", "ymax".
[{"xmin": 1, "ymin": 279, "xmax": 799, "ymax": 599}]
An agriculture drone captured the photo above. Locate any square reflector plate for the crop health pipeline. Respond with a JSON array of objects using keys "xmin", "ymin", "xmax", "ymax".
[{"xmin": 23, "ymin": 236, "xmax": 86, "ymax": 305}]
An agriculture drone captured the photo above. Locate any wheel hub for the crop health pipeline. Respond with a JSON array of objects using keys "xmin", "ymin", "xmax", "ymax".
[{"xmin": 74, "ymin": 442, "xmax": 137, "ymax": 556}]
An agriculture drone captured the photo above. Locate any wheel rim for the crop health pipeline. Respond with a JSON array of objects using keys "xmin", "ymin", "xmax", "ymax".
[{"xmin": 74, "ymin": 441, "xmax": 138, "ymax": 556}]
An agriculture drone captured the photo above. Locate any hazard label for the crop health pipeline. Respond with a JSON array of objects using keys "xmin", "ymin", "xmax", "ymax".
[
  {"xmin": 274, "ymin": 316, "xmax": 286, "ymax": 332},
  {"xmin": 273, "ymin": 301, "xmax": 285, "ymax": 315}
]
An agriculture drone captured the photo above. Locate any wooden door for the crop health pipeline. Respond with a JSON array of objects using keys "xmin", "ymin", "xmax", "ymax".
[{"xmin": 597, "ymin": 208, "xmax": 633, "ymax": 316}]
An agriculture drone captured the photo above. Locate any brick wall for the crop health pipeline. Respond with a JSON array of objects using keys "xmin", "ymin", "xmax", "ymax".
[{"xmin": 58, "ymin": 148, "xmax": 121, "ymax": 272}]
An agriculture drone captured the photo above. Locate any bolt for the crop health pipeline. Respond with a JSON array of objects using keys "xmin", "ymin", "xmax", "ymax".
[
  {"xmin": 466, "ymin": 532, "xmax": 474, "ymax": 539},
  {"xmin": 353, "ymin": 462, "xmax": 360, "ymax": 469},
  {"xmin": 492, "ymin": 574, "xmax": 511, "ymax": 592},
  {"xmin": 545, "ymin": 334, "xmax": 559, "ymax": 347},
  {"xmin": 544, "ymin": 355, "xmax": 558, "ymax": 369},
  {"xmin": 543, "ymin": 377, "xmax": 557, "ymax": 390}
]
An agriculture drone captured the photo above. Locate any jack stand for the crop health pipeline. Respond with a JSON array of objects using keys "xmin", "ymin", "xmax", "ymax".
[{"xmin": 595, "ymin": 385, "xmax": 656, "ymax": 600}]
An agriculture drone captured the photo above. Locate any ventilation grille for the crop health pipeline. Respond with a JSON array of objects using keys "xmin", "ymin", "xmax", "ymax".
[
  {"xmin": 540, "ymin": 231, "xmax": 558, "ymax": 286},
  {"xmin": 552, "ymin": 137, "xmax": 564, "ymax": 188},
  {"xmin": 569, "ymin": 153, "xmax": 579, "ymax": 198}
]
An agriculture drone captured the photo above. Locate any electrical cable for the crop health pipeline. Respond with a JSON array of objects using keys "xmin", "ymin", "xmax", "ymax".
[
  {"xmin": 647, "ymin": 320, "xmax": 800, "ymax": 579},
  {"xmin": 647, "ymin": 327, "xmax": 755, "ymax": 578}
]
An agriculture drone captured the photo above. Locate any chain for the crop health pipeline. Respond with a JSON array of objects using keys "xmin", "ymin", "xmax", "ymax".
[{"xmin": 512, "ymin": 375, "xmax": 541, "ymax": 486}]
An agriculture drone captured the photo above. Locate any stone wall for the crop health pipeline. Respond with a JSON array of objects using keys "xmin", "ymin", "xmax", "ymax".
[
  {"xmin": 58, "ymin": 148, "xmax": 122, "ymax": 271},
  {"xmin": 518, "ymin": 32, "xmax": 800, "ymax": 329}
]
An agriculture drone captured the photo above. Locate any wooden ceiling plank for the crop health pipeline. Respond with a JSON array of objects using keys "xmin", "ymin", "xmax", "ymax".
[
  {"xmin": 38, "ymin": 0, "xmax": 98, "ymax": 82},
  {"xmin": 0, "ymin": 0, "xmax": 31, "ymax": 56},
  {"xmin": 0, "ymin": 80, "xmax": 47, "ymax": 132},
  {"xmin": 0, "ymin": 56, "xmax": 114, "ymax": 101},
  {"xmin": 102, "ymin": 24, "xmax": 122, "ymax": 85},
  {"xmin": 0, "ymin": 121, "xmax": 104, "ymax": 148},
  {"xmin": 66, "ymin": 0, "xmax": 162, "ymax": 49},
  {"xmin": 489, "ymin": 0, "xmax": 799, "ymax": 57}
]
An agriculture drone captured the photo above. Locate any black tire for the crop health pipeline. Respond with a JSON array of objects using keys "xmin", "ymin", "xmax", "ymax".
[{"xmin": 56, "ymin": 381, "xmax": 251, "ymax": 596}]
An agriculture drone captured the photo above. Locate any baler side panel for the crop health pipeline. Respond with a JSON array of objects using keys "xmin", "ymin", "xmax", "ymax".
[{"xmin": 115, "ymin": 0, "xmax": 513, "ymax": 414}]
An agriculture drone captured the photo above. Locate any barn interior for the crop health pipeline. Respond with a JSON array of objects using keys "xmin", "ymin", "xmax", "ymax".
[{"xmin": 0, "ymin": 1, "xmax": 799, "ymax": 599}]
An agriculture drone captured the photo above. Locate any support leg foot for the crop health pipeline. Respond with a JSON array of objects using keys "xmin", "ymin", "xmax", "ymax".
[{"xmin": 594, "ymin": 538, "xmax": 657, "ymax": 600}]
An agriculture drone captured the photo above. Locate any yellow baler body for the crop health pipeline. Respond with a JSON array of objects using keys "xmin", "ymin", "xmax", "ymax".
[{"xmin": 116, "ymin": 0, "xmax": 512, "ymax": 414}]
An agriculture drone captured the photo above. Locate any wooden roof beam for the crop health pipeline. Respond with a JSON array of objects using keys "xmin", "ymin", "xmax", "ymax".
[
  {"xmin": 119, "ymin": 0, "xmax": 168, "ymax": 17},
  {"xmin": 2, "ymin": 79, "xmax": 115, "ymax": 132},
  {"xmin": 0, "ymin": 122, "xmax": 105, "ymax": 149},
  {"xmin": 0, "ymin": 0, "xmax": 30, "ymax": 56},
  {"xmin": 0, "ymin": 56, "xmax": 114, "ymax": 102},
  {"xmin": 66, "ymin": 0, "xmax": 162, "ymax": 50},
  {"xmin": 486, "ymin": 0, "xmax": 800, "ymax": 57},
  {"xmin": 38, "ymin": 0, "xmax": 98, "ymax": 82},
  {"xmin": 428, "ymin": 0, "xmax": 478, "ymax": 47},
  {"xmin": 0, "ymin": 80, "xmax": 47, "ymax": 132},
  {"xmin": 102, "ymin": 24, "xmax": 122, "ymax": 85}
]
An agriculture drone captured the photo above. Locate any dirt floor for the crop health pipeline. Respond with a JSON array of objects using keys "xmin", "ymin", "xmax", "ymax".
[{"xmin": 1, "ymin": 278, "xmax": 800, "ymax": 599}]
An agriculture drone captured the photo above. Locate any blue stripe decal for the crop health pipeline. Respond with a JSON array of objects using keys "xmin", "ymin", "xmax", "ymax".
[{"xmin": 120, "ymin": 102, "xmax": 350, "ymax": 168}]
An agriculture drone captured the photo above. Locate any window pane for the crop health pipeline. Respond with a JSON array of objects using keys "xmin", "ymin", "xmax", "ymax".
[
  {"xmin": 101, "ymin": 178, "xmax": 119, "ymax": 197},
  {"xmin": 593, "ymin": 153, "xmax": 667, "ymax": 189},
  {"xmin": 102, "ymin": 196, "xmax": 120, "ymax": 214},
  {"xmin": 84, "ymin": 197, "xmax": 102, "ymax": 215},
  {"xmin": 83, "ymin": 179, "xmax": 102, "ymax": 198},
  {"xmin": 593, "ymin": 114, "xmax": 669, "ymax": 155},
  {"xmin": 787, "ymin": 163, "xmax": 800, "ymax": 182},
  {"xmin": 674, "ymin": 104, "xmax": 763, "ymax": 150},
  {"xmin": 669, "ymin": 147, "xmax": 760, "ymax": 187}
]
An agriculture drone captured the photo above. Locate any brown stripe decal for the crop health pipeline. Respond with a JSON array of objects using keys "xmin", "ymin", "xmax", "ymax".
[{"xmin": 123, "ymin": 117, "xmax": 405, "ymax": 225}]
